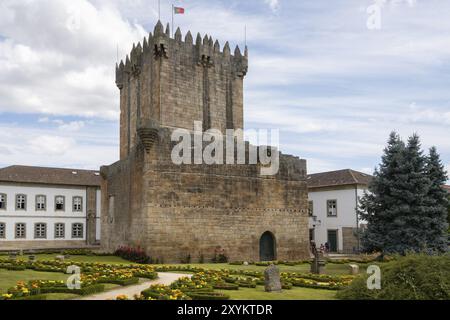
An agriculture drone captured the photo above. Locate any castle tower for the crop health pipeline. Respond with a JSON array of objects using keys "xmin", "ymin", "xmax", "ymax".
[
  {"xmin": 115, "ymin": 21, "xmax": 248, "ymax": 160},
  {"xmin": 102, "ymin": 21, "xmax": 310, "ymax": 263}
]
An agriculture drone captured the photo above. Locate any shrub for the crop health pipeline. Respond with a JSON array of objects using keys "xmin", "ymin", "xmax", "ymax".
[
  {"xmin": 337, "ymin": 254, "xmax": 450, "ymax": 300},
  {"xmin": 40, "ymin": 284, "xmax": 105, "ymax": 296},
  {"xmin": 180, "ymin": 254, "xmax": 191, "ymax": 264},
  {"xmin": 213, "ymin": 283, "xmax": 239, "ymax": 290},
  {"xmin": 282, "ymin": 282, "xmax": 293, "ymax": 290},
  {"xmin": 114, "ymin": 246, "xmax": 153, "ymax": 264},
  {"xmin": 186, "ymin": 292, "xmax": 230, "ymax": 300},
  {"xmin": 212, "ymin": 248, "xmax": 228, "ymax": 264},
  {"xmin": 98, "ymin": 277, "xmax": 139, "ymax": 286},
  {"xmin": 6, "ymin": 265, "xmax": 26, "ymax": 271}
]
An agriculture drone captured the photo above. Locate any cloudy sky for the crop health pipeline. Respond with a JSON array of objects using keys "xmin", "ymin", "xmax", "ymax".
[{"xmin": 0, "ymin": 0, "xmax": 449, "ymax": 180}]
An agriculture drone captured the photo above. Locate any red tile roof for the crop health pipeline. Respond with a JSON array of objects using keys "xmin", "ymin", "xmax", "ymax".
[{"xmin": 0, "ymin": 165, "xmax": 101, "ymax": 187}]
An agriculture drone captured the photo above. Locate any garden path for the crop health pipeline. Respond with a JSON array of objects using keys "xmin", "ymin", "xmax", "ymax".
[{"xmin": 77, "ymin": 272, "xmax": 191, "ymax": 300}]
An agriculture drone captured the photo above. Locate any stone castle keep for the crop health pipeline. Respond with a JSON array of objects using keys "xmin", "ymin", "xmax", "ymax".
[{"xmin": 100, "ymin": 21, "xmax": 310, "ymax": 263}]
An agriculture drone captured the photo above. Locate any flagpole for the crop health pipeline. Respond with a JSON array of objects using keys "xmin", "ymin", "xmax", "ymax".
[
  {"xmin": 158, "ymin": 0, "xmax": 161, "ymax": 20},
  {"xmin": 172, "ymin": 4, "xmax": 174, "ymax": 38}
]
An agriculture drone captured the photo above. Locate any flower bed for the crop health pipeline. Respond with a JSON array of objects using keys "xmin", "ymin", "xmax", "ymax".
[{"xmin": 141, "ymin": 285, "xmax": 192, "ymax": 300}]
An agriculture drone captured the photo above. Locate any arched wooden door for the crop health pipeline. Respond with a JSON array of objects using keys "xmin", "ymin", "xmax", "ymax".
[{"xmin": 259, "ymin": 231, "xmax": 276, "ymax": 261}]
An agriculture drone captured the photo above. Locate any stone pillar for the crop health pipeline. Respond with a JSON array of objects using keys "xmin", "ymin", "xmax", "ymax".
[{"xmin": 86, "ymin": 187, "xmax": 98, "ymax": 245}]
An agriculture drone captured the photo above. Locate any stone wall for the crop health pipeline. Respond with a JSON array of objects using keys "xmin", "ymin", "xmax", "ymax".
[
  {"xmin": 0, "ymin": 240, "xmax": 88, "ymax": 251},
  {"xmin": 101, "ymin": 130, "xmax": 310, "ymax": 263},
  {"xmin": 342, "ymin": 227, "xmax": 359, "ymax": 254}
]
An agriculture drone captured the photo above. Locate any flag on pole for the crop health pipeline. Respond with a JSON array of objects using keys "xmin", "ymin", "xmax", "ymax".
[{"xmin": 174, "ymin": 7, "xmax": 185, "ymax": 14}]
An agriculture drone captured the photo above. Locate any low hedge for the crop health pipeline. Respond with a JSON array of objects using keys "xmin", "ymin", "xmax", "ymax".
[
  {"xmin": 282, "ymin": 282, "xmax": 293, "ymax": 290},
  {"xmin": 40, "ymin": 284, "xmax": 105, "ymax": 296},
  {"xmin": 98, "ymin": 277, "xmax": 139, "ymax": 286},
  {"xmin": 133, "ymin": 272, "xmax": 158, "ymax": 280},
  {"xmin": 237, "ymin": 281, "xmax": 256, "ymax": 288},
  {"xmin": 186, "ymin": 292, "xmax": 230, "ymax": 300},
  {"xmin": 213, "ymin": 283, "xmax": 239, "ymax": 290},
  {"xmin": 6, "ymin": 265, "xmax": 26, "ymax": 271},
  {"xmin": 14, "ymin": 294, "xmax": 48, "ymax": 300}
]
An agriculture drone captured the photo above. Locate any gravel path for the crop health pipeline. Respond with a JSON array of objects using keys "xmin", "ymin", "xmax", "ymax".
[{"xmin": 77, "ymin": 273, "xmax": 190, "ymax": 300}]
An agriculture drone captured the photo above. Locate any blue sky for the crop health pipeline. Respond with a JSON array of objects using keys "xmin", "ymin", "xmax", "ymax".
[{"xmin": 0, "ymin": 0, "xmax": 449, "ymax": 181}]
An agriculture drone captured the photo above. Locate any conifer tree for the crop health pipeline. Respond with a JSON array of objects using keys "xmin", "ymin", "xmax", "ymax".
[
  {"xmin": 360, "ymin": 132, "xmax": 448, "ymax": 254},
  {"xmin": 359, "ymin": 132, "xmax": 406, "ymax": 253},
  {"xmin": 424, "ymin": 147, "xmax": 449, "ymax": 252}
]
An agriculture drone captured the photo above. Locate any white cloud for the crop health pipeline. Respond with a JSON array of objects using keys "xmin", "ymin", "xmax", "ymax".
[
  {"xmin": 0, "ymin": 0, "xmax": 147, "ymax": 120},
  {"xmin": 58, "ymin": 121, "xmax": 85, "ymax": 132},
  {"xmin": 265, "ymin": 0, "xmax": 280, "ymax": 12},
  {"xmin": 28, "ymin": 135, "xmax": 75, "ymax": 156}
]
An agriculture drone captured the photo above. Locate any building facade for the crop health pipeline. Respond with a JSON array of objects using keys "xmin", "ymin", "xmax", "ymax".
[
  {"xmin": 0, "ymin": 166, "xmax": 101, "ymax": 251},
  {"xmin": 307, "ymin": 169, "xmax": 372, "ymax": 254},
  {"xmin": 101, "ymin": 21, "xmax": 310, "ymax": 263}
]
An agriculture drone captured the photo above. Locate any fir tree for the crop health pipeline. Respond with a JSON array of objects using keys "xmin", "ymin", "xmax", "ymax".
[
  {"xmin": 424, "ymin": 147, "xmax": 449, "ymax": 252},
  {"xmin": 360, "ymin": 132, "xmax": 448, "ymax": 254},
  {"xmin": 359, "ymin": 132, "xmax": 406, "ymax": 253}
]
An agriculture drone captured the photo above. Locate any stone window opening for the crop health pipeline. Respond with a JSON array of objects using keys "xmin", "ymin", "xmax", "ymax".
[
  {"xmin": 327, "ymin": 200, "xmax": 338, "ymax": 217},
  {"xmin": 308, "ymin": 201, "xmax": 314, "ymax": 217},
  {"xmin": 72, "ymin": 223, "xmax": 83, "ymax": 239},
  {"xmin": 55, "ymin": 196, "xmax": 65, "ymax": 211},
  {"xmin": 36, "ymin": 195, "xmax": 46, "ymax": 211},
  {"xmin": 0, "ymin": 223, "xmax": 5, "ymax": 238},
  {"xmin": 55, "ymin": 223, "xmax": 65, "ymax": 239},
  {"xmin": 16, "ymin": 194, "xmax": 26, "ymax": 210},
  {"xmin": 34, "ymin": 223, "xmax": 47, "ymax": 239},
  {"xmin": 0, "ymin": 194, "xmax": 6, "ymax": 210},
  {"xmin": 15, "ymin": 223, "xmax": 26, "ymax": 239},
  {"xmin": 73, "ymin": 196, "xmax": 83, "ymax": 212}
]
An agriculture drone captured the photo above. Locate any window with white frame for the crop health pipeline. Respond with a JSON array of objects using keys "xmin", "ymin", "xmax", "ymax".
[
  {"xmin": 73, "ymin": 197, "xmax": 82, "ymax": 212},
  {"xmin": 308, "ymin": 201, "xmax": 314, "ymax": 217},
  {"xmin": 55, "ymin": 196, "xmax": 65, "ymax": 211},
  {"xmin": 36, "ymin": 195, "xmax": 46, "ymax": 211},
  {"xmin": 55, "ymin": 223, "xmax": 65, "ymax": 239},
  {"xmin": 16, "ymin": 194, "xmax": 26, "ymax": 210},
  {"xmin": 0, "ymin": 223, "xmax": 5, "ymax": 238},
  {"xmin": 15, "ymin": 223, "xmax": 26, "ymax": 239},
  {"xmin": 327, "ymin": 200, "xmax": 338, "ymax": 217},
  {"xmin": 34, "ymin": 223, "xmax": 47, "ymax": 239},
  {"xmin": 72, "ymin": 223, "xmax": 83, "ymax": 239},
  {"xmin": 0, "ymin": 194, "xmax": 6, "ymax": 210}
]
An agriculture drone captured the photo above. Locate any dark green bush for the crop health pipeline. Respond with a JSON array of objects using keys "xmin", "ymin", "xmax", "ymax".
[
  {"xmin": 40, "ymin": 284, "xmax": 105, "ymax": 296},
  {"xmin": 15, "ymin": 294, "xmax": 47, "ymax": 300},
  {"xmin": 213, "ymin": 283, "xmax": 239, "ymax": 290},
  {"xmin": 186, "ymin": 292, "xmax": 230, "ymax": 300},
  {"xmin": 98, "ymin": 277, "xmax": 139, "ymax": 286},
  {"xmin": 337, "ymin": 254, "xmax": 450, "ymax": 300}
]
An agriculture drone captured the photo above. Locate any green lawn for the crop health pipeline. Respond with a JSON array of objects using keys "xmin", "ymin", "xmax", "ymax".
[
  {"xmin": 0, "ymin": 269, "xmax": 68, "ymax": 294},
  {"xmin": 217, "ymin": 286, "xmax": 337, "ymax": 300}
]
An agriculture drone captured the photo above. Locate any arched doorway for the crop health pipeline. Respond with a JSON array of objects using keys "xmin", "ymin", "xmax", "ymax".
[{"xmin": 259, "ymin": 231, "xmax": 276, "ymax": 261}]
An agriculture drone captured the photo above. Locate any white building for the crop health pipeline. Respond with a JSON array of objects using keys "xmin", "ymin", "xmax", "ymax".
[
  {"xmin": 0, "ymin": 166, "xmax": 101, "ymax": 251},
  {"xmin": 307, "ymin": 169, "xmax": 372, "ymax": 254}
]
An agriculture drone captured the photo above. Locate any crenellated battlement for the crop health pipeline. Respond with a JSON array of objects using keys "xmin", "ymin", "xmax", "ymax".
[{"xmin": 116, "ymin": 20, "xmax": 248, "ymax": 89}]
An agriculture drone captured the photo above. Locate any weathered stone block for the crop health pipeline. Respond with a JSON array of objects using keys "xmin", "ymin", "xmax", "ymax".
[{"xmin": 264, "ymin": 265, "xmax": 282, "ymax": 292}]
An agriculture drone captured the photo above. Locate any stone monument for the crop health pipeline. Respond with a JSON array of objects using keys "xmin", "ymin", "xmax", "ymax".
[{"xmin": 264, "ymin": 264, "xmax": 282, "ymax": 292}]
